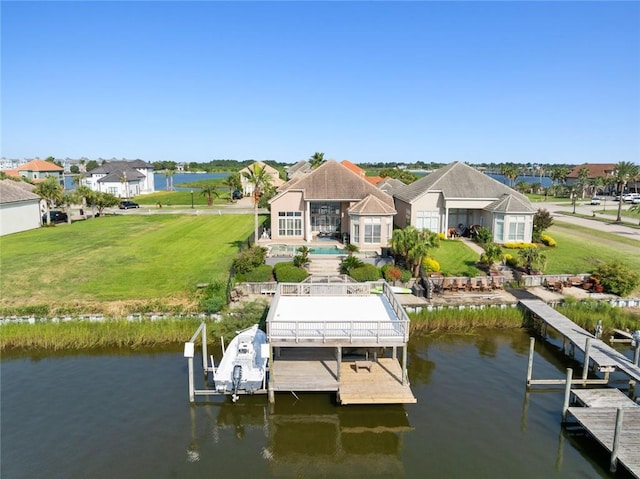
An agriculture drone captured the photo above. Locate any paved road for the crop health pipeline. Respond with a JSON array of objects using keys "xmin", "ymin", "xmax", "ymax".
[{"xmin": 533, "ymin": 198, "xmax": 640, "ymax": 240}]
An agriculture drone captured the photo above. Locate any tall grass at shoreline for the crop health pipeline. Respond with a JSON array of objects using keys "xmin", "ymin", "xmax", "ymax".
[{"xmin": 409, "ymin": 306, "xmax": 525, "ymax": 333}]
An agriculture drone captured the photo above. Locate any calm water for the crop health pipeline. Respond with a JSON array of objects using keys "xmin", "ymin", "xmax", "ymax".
[
  {"xmin": 64, "ymin": 172, "xmax": 229, "ymax": 191},
  {"xmin": 1, "ymin": 331, "xmax": 628, "ymax": 478}
]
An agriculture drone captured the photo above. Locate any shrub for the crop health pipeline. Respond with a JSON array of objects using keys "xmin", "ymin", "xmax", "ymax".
[
  {"xmin": 503, "ymin": 253, "xmax": 519, "ymax": 268},
  {"xmin": 200, "ymin": 280, "xmax": 227, "ymax": 313},
  {"xmin": 475, "ymin": 227, "xmax": 492, "ymax": 245},
  {"xmin": 233, "ymin": 246, "xmax": 267, "ymax": 274},
  {"xmin": 243, "ymin": 264, "xmax": 273, "ymax": 282},
  {"xmin": 591, "ymin": 261, "xmax": 640, "ymax": 297},
  {"xmin": 504, "ymin": 242, "xmax": 537, "ymax": 250},
  {"xmin": 273, "ymin": 261, "xmax": 295, "ymax": 274},
  {"xmin": 422, "ymin": 256, "xmax": 441, "ymax": 273},
  {"xmin": 540, "ymin": 234, "xmax": 557, "ymax": 247},
  {"xmin": 274, "ymin": 264, "xmax": 309, "ymax": 282},
  {"xmin": 382, "ymin": 264, "xmax": 402, "ymax": 282},
  {"xmin": 437, "ymin": 232, "xmax": 446, "ymax": 241},
  {"xmin": 349, "ymin": 264, "xmax": 382, "ymax": 282},
  {"xmin": 400, "ymin": 269, "xmax": 412, "ymax": 283},
  {"xmin": 340, "ymin": 255, "xmax": 364, "ymax": 274},
  {"xmin": 533, "ymin": 208, "xmax": 554, "ymax": 234}
]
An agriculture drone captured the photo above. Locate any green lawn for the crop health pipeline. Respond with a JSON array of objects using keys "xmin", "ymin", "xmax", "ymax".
[
  {"xmin": 0, "ymin": 215, "xmax": 254, "ymax": 310},
  {"xmin": 537, "ymin": 222, "xmax": 640, "ymax": 275},
  {"xmin": 430, "ymin": 239, "xmax": 481, "ymax": 277},
  {"xmin": 133, "ymin": 189, "xmax": 232, "ymax": 206}
]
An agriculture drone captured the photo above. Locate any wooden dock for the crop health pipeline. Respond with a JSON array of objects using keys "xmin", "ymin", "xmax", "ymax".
[
  {"xmin": 338, "ymin": 358, "xmax": 416, "ymax": 405},
  {"xmin": 520, "ymin": 299, "xmax": 640, "ymax": 381},
  {"xmin": 566, "ymin": 389, "xmax": 640, "ymax": 477}
]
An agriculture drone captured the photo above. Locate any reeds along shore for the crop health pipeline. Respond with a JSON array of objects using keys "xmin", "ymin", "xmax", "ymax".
[{"xmin": 1, "ymin": 300, "xmax": 638, "ymax": 352}]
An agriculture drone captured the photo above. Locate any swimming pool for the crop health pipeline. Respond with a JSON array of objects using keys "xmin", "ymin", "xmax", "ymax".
[{"xmin": 268, "ymin": 245, "xmax": 346, "ymax": 256}]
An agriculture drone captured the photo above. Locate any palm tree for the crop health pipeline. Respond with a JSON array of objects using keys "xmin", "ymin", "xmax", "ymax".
[
  {"xmin": 576, "ymin": 167, "xmax": 590, "ymax": 199},
  {"xmin": 589, "ymin": 176, "xmax": 604, "ymax": 197},
  {"xmin": 499, "ymin": 164, "xmax": 518, "ymax": 187},
  {"xmin": 242, "ymin": 164, "xmax": 272, "ymax": 242},
  {"xmin": 75, "ymin": 185, "xmax": 94, "ymax": 217},
  {"xmin": 34, "ymin": 177, "xmax": 63, "ymax": 224},
  {"xmin": 629, "ymin": 201, "xmax": 640, "ymax": 226},
  {"xmin": 309, "ymin": 152, "xmax": 326, "ymax": 169},
  {"xmin": 200, "ymin": 185, "xmax": 219, "ymax": 206},
  {"xmin": 613, "ymin": 161, "xmax": 639, "ymax": 222},
  {"xmin": 163, "ymin": 169, "xmax": 175, "ymax": 191},
  {"xmin": 390, "ymin": 226, "xmax": 440, "ymax": 277},
  {"xmin": 222, "ymin": 172, "xmax": 242, "ymax": 202},
  {"xmin": 550, "ymin": 166, "xmax": 570, "ymax": 187}
]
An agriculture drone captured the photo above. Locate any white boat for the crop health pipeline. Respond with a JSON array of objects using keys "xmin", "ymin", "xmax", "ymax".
[{"xmin": 214, "ymin": 324, "xmax": 269, "ymax": 402}]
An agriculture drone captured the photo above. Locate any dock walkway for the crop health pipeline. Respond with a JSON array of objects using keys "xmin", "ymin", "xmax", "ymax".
[
  {"xmin": 567, "ymin": 389, "xmax": 640, "ymax": 477},
  {"xmin": 520, "ymin": 299, "xmax": 640, "ymax": 381}
]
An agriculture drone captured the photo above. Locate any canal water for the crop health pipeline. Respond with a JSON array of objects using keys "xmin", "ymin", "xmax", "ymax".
[{"xmin": 1, "ymin": 331, "xmax": 628, "ymax": 478}]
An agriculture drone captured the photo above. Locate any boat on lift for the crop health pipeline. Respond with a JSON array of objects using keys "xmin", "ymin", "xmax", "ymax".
[{"xmin": 213, "ymin": 324, "xmax": 269, "ymax": 402}]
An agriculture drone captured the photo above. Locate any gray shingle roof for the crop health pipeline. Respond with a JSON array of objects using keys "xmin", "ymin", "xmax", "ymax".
[
  {"xmin": 485, "ymin": 194, "xmax": 536, "ymax": 213},
  {"xmin": 394, "ymin": 161, "xmax": 530, "ymax": 204},
  {"xmin": 377, "ymin": 177, "xmax": 406, "ymax": 196},
  {"xmin": 97, "ymin": 169, "xmax": 145, "ymax": 183},
  {"xmin": 271, "ymin": 160, "xmax": 395, "ymax": 209},
  {"xmin": 0, "ymin": 180, "xmax": 41, "ymax": 204},
  {"xmin": 87, "ymin": 160, "xmax": 153, "ymax": 175},
  {"xmin": 348, "ymin": 194, "xmax": 396, "ymax": 215}
]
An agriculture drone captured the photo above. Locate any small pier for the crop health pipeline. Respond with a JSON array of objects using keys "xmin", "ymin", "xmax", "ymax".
[{"xmin": 564, "ymin": 386, "xmax": 640, "ymax": 477}]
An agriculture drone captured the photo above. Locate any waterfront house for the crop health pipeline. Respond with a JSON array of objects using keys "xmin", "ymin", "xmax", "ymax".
[
  {"xmin": 83, "ymin": 160, "xmax": 155, "ymax": 197},
  {"xmin": 239, "ymin": 161, "xmax": 284, "ymax": 197},
  {"xmin": 5, "ymin": 159, "xmax": 64, "ymax": 184},
  {"xmin": 285, "ymin": 160, "xmax": 313, "ymax": 180},
  {"xmin": 392, "ymin": 161, "xmax": 535, "ymax": 244},
  {"xmin": 269, "ymin": 160, "xmax": 396, "ymax": 249}
]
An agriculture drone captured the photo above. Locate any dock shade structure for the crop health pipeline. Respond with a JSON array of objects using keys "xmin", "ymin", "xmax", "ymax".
[{"xmin": 265, "ymin": 281, "xmax": 416, "ymax": 405}]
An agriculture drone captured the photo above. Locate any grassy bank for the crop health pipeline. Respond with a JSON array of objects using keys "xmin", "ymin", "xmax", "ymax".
[
  {"xmin": 4, "ymin": 301, "xmax": 637, "ymax": 353},
  {"xmin": 0, "ymin": 214, "xmax": 254, "ymax": 315}
]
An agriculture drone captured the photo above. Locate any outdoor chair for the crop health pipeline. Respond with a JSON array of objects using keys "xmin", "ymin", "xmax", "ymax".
[
  {"xmin": 455, "ymin": 277, "xmax": 468, "ymax": 291},
  {"xmin": 442, "ymin": 277, "xmax": 454, "ymax": 292},
  {"xmin": 479, "ymin": 277, "xmax": 490, "ymax": 291},
  {"xmin": 468, "ymin": 278, "xmax": 481, "ymax": 291}
]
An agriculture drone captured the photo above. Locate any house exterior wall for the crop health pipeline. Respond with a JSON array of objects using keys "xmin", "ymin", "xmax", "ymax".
[
  {"xmin": 348, "ymin": 214, "xmax": 394, "ymax": 250},
  {"xmin": 270, "ymin": 191, "xmax": 305, "ymax": 241},
  {"xmin": 18, "ymin": 169, "xmax": 62, "ymax": 183},
  {"xmin": 0, "ymin": 201, "xmax": 41, "ymax": 236},
  {"xmin": 240, "ymin": 166, "xmax": 281, "ymax": 197},
  {"xmin": 393, "ymin": 199, "xmax": 411, "ymax": 229}
]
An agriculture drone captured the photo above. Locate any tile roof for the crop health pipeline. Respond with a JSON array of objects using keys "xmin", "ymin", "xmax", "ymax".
[
  {"xmin": 394, "ymin": 161, "xmax": 529, "ymax": 204},
  {"xmin": 17, "ymin": 159, "xmax": 63, "ymax": 172},
  {"xmin": 0, "ymin": 180, "xmax": 41, "ymax": 204},
  {"xmin": 348, "ymin": 194, "xmax": 396, "ymax": 215},
  {"xmin": 341, "ymin": 160, "xmax": 383, "ymax": 185},
  {"xmin": 566, "ymin": 163, "xmax": 617, "ymax": 178},
  {"xmin": 271, "ymin": 160, "xmax": 395, "ymax": 209}
]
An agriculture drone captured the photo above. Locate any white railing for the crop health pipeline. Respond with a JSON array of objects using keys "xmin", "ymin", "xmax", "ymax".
[
  {"xmin": 278, "ymin": 282, "xmax": 370, "ymax": 296},
  {"xmin": 268, "ymin": 318, "xmax": 409, "ymax": 344}
]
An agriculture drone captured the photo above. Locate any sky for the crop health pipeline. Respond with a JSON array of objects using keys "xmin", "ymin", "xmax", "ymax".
[{"xmin": 1, "ymin": 1, "xmax": 639, "ymax": 166}]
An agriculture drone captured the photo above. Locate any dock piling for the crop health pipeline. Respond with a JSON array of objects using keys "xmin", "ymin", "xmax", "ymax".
[
  {"xmin": 610, "ymin": 407, "xmax": 624, "ymax": 472},
  {"xmin": 562, "ymin": 368, "xmax": 573, "ymax": 422},
  {"xmin": 582, "ymin": 338, "xmax": 591, "ymax": 385}
]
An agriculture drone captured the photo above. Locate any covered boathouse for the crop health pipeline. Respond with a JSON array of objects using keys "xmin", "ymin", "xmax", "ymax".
[{"xmin": 265, "ymin": 280, "xmax": 416, "ymax": 405}]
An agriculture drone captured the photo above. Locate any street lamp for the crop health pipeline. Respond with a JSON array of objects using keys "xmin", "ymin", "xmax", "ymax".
[{"xmin": 190, "ymin": 190, "xmax": 194, "ymax": 209}]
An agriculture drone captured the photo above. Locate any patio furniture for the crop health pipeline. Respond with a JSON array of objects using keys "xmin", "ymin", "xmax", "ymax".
[{"xmin": 455, "ymin": 277, "xmax": 468, "ymax": 291}]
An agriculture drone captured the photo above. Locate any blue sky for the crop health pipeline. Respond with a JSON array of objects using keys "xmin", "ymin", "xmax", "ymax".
[{"xmin": 2, "ymin": 1, "xmax": 639, "ymax": 165}]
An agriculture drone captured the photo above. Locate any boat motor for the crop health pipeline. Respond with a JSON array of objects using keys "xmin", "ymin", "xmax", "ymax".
[{"xmin": 232, "ymin": 364, "xmax": 243, "ymax": 402}]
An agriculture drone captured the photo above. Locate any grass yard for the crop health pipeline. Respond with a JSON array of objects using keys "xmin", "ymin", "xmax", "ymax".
[
  {"xmin": 538, "ymin": 221, "xmax": 640, "ymax": 275},
  {"xmin": 429, "ymin": 239, "xmax": 481, "ymax": 277},
  {"xmin": 133, "ymin": 189, "xmax": 232, "ymax": 206},
  {"xmin": 0, "ymin": 214, "xmax": 254, "ymax": 314}
]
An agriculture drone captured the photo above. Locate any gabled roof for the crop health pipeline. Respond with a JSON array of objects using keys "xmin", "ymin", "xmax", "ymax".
[
  {"xmin": 239, "ymin": 161, "xmax": 284, "ymax": 186},
  {"xmin": 566, "ymin": 163, "xmax": 617, "ymax": 179},
  {"xmin": 17, "ymin": 159, "xmax": 63, "ymax": 172},
  {"xmin": 97, "ymin": 169, "xmax": 145, "ymax": 183},
  {"xmin": 485, "ymin": 194, "xmax": 536, "ymax": 214},
  {"xmin": 340, "ymin": 160, "xmax": 383, "ymax": 185},
  {"xmin": 287, "ymin": 160, "xmax": 312, "ymax": 174},
  {"xmin": 348, "ymin": 194, "xmax": 396, "ymax": 215},
  {"xmin": 394, "ymin": 161, "xmax": 529, "ymax": 203},
  {"xmin": 377, "ymin": 177, "xmax": 406, "ymax": 196},
  {"xmin": 87, "ymin": 160, "xmax": 153, "ymax": 175},
  {"xmin": 270, "ymin": 160, "xmax": 395, "ymax": 209},
  {"xmin": 0, "ymin": 180, "xmax": 41, "ymax": 204}
]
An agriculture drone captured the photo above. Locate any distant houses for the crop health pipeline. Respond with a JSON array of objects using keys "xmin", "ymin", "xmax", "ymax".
[
  {"xmin": 3, "ymin": 159, "xmax": 64, "ymax": 184},
  {"xmin": 239, "ymin": 161, "xmax": 284, "ymax": 197},
  {"xmin": 83, "ymin": 160, "xmax": 155, "ymax": 197}
]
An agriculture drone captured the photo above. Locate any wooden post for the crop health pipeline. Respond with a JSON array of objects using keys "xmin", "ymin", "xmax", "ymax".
[
  {"xmin": 202, "ymin": 325, "xmax": 208, "ymax": 377},
  {"xmin": 188, "ymin": 356, "xmax": 195, "ymax": 403},
  {"xmin": 610, "ymin": 407, "xmax": 624, "ymax": 472},
  {"xmin": 562, "ymin": 368, "xmax": 573, "ymax": 422},
  {"xmin": 526, "ymin": 337, "xmax": 535, "ymax": 386},
  {"xmin": 336, "ymin": 346, "xmax": 342, "ymax": 383},
  {"xmin": 582, "ymin": 338, "xmax": 591, "ymax": 385},
  {"xmin": 402, "ymin": 345, "xmax": 408, "ymax": 385}
]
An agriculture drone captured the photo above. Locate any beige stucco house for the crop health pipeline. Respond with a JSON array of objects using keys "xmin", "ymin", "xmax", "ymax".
[
  {"xmin": 392, "ymin": 161, "xmax": 535, "ymax": 244},
  {"xmin": 269, "ymin": 161, "xmax": 396, "ymax": 249},
  {"xmin": 239, "ymin": 161, "xmax": 284, "ymax": 197},
  {"xmin": 0, "ymin": 180, "xmax": 42, "ymax": 236}
]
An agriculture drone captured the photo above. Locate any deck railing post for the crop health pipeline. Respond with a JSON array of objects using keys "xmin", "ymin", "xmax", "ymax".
[
  {"xmin": 188, "ymin": 356, "xmax": 195, "ymax": 403},
  {"xmin": 582, "ymin": 338, "xmax": 591, "ymax": 385},
  {"xmin": 562, "ymin": 368, "xmax": 573, "ymax": 422},
  {"xmin": 526, "ymin": 337, "xmax": 535, "ymax": 386},
  {"xmin": 610, "ymin": 407, "xmax": 624, "ymax": 472},
  {"xmin": 202, "ymin": 324, "xmax": 208, "ymax": 376}
]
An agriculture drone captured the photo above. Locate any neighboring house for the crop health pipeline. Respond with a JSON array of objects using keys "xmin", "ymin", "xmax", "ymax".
[
  {"xmin": 4, "ymin": 159, "xmax": 64, "ymax": 184},
  {"xmin": 239, "ymin": 161, "xmax": 284, "ymax": 197},
  {"xmin": 565, "ymin": 163, "xmax": 617, "ymax": 192},
  {"xmin": 0, "ymin": 180, "xmax": 42, "ymax": 236},
  {"xmin": 269, "ymin": 160, "xmax": 396, "ymax": 249},
  {"xmin": 340, "ymin": 160, "xmax": 383, "ymax": 185},
  {"xmin": 392, "ymin": 161, "xmax": 535, "ymax": 244},
  {"xmin": 377, "ymin": 177, "xmax": 406, "ymax": 196},
  {"xmin": 83, "ymin": 160, "xmax": 155, "ymax": 197},
  {"xmin": 285, "ymin": 160, "xmax": 313, "ymax": 180}
]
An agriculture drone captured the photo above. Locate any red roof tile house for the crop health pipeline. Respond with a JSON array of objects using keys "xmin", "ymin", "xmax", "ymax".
[
  {"xmin": 11, "ymin": 159, "xmax": 64, "ymax": 184},
  {"xmin": 269, "ymin": 161, "xmax": 396, "ymax": 249}
]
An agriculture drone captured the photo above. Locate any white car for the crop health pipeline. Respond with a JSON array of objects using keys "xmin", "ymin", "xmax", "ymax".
[{"xmin": 590, "ymin": 197, "xmax": 601, "ymax": 205}]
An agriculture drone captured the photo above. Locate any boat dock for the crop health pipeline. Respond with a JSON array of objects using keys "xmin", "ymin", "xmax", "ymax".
[
  {"xmin": 520, "ymin": 299, "xmax": 640, "ymax": 476},
  {"xmin": 565, "ymin": 388, "xmax": 640, "ymax": 477},
  {"xmin": 520, "ymin": 299, "xmax": 640, "ymax": 383},
  {"xmin": 266, "ymin": 281, "xmax": 416, "ymax": 405}
]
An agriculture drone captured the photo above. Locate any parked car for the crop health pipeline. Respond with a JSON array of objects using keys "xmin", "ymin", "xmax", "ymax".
[
  {"xmin": 232, "ymin": 190, "xmax": 243, "ymax": 200},
  {"xmin": 119, "ymin": 200, "xmax": 140, "ymax": 209},
  {"xmin": 590, "ymin": 197, "xmax": 601, "ymax": 205},
  {"xmin": 633, "ymin": 197, "xmax": 640, "ymax": 204},
  {"xmin": 43, "ymin": 210, "xmax": 68, "ymax": 224}
]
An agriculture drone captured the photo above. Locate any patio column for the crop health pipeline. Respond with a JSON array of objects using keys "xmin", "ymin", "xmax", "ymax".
[
  {"xmin": 306, "ymin": 201, "xmax": 311, "ymax": 242},
  {"xmin": 444, "ymin": 207, "xmax": 450, "ymax": 235}
]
